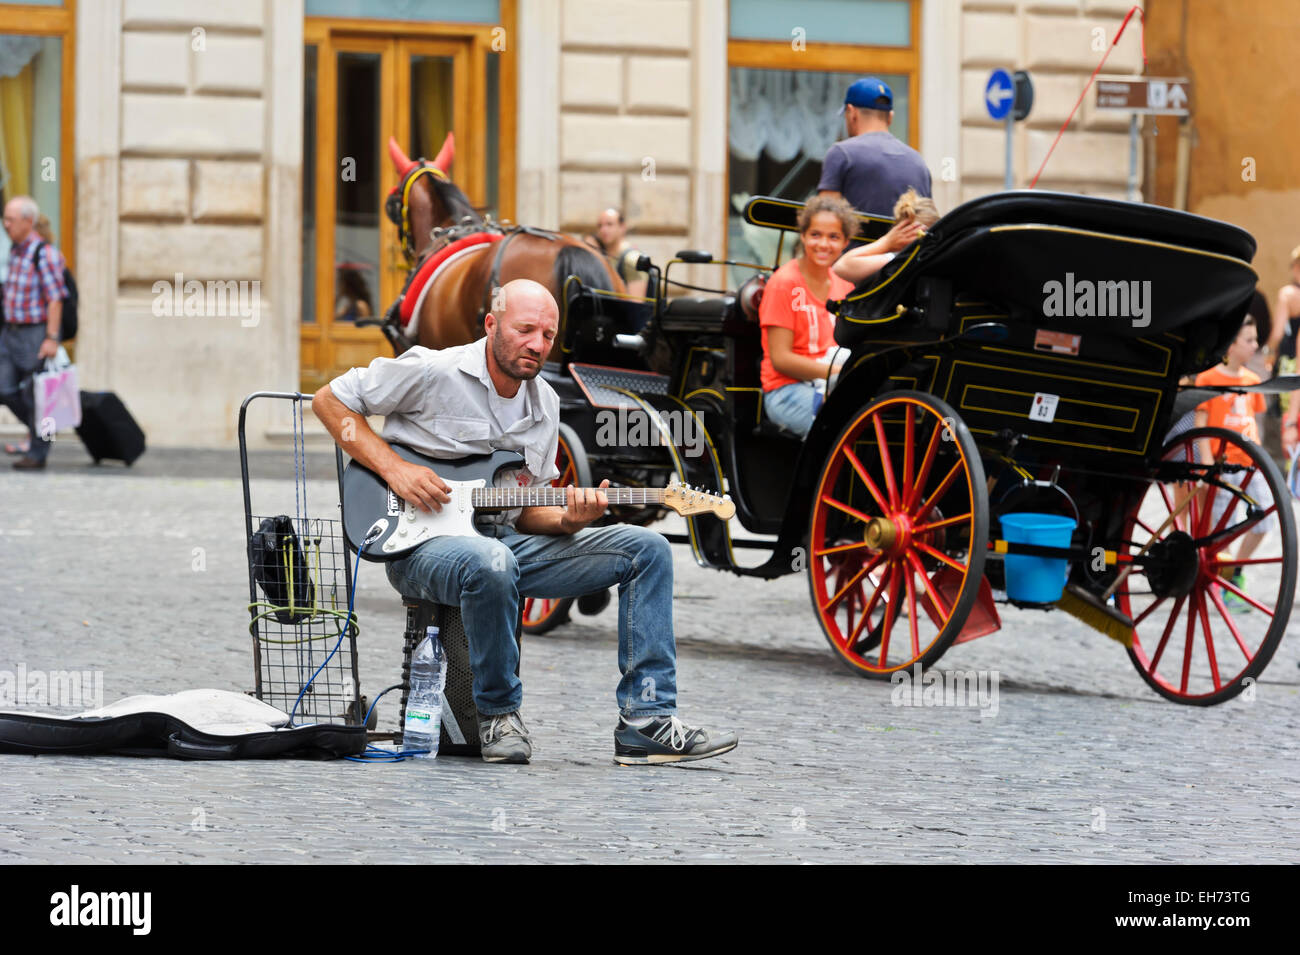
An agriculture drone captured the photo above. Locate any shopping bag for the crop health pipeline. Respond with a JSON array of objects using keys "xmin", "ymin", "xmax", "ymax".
[{"xmin": 33, "ymin": 348, "xmax": 82, "ymax": 434}]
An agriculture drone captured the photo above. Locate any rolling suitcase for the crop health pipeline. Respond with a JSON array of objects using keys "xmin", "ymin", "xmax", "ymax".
[{"xmin": 76, "ymin": 391, "xmax": 146, "ymax": 465}]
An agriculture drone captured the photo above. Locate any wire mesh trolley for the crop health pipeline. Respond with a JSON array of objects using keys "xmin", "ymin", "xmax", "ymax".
[{"xmin": 239, "ymin": 391, "xmax": 364, "ymax": 726}]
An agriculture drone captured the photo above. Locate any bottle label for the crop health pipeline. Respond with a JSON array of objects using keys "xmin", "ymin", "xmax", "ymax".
[{"xmin": 406, "ymin": 709, "xmax": 431, "ymax": 723}]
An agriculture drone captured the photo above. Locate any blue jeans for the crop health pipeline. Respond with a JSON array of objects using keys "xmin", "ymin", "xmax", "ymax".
[
  {"xmin": 764, "ymin": 381, "xmax": 819, "ymax": 437},
  {"xmin": 0, "ymin": 323, "xmax": 51, "ymax": 461},
  {"xmin": 385, "ymin": 523, "xmax": 677, "ymax": 719}
]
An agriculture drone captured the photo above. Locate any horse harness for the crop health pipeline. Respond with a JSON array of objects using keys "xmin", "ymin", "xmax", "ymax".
[
  {"xmin": 384, "ymin": 160, "xmax": 450, "ymax": 265},
  {"xmin": 474, "ymin": 224, "xmax": 564, "ymax": 332},
  {"xmin": 380, "ymin": 153, "xmax": 569, "ymax": 348}
]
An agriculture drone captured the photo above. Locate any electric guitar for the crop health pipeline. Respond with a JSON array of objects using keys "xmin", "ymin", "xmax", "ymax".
[{"xmin": 341, "ymin": 444, "xmax": 735, "ymax": 560}]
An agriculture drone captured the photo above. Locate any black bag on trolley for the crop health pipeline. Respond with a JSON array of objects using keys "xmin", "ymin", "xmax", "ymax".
[{"xmin": 249, "ymin": 515, "xmax": 316, "ymax": 624}]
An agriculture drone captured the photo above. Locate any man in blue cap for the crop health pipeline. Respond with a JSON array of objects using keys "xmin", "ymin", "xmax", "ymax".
[{"xmin": 818, "ymin": 77, "xmax": 932, "ymax": 220}]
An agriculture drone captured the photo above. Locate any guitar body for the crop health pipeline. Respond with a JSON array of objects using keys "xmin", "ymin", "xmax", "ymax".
[{"xmin": 342, "ymin": 446, "xmax": 527, "ymax": 560}]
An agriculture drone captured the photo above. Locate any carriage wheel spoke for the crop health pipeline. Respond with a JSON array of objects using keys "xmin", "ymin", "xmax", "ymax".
[
  {"xmin": 1148, "ymin": 593, "xmax": 1186, "ymax": 674},
  {"xmin": 1187, "ymin": 485, "xmax": 1203, "ymax": 539},
  {"xmin": 872, "ymin": 415, "xmax": 900, "ymax": 509},
  {"xmin": 1203, "ymin": 504, "xmax": 1277, "ymax": 551},
  {"xmin": 1196, "ymin": 590, "xmax": 1222, "ymax": 691},
  {"xmin": 913, "ymin": 541, "xmax": 968, "ymax": 573},
  {"xmin": 824, "ymin": 565, "xmax": 869, "ymax": 613},
  {"xmin": 815, "ymin": 540, "xmax": 870, "ymax": 557},
  {"xmin": 1207, "ymin": 586, "xmax": 1252, "ymax": 662},
  {"xmin": 1132, "ymin": 596, "xmax": 1167, "ymax": 628},
  {"xmin": 841, "ymin": 446, "xmax": 891, "ymax": 516},
  {"xmin": 1209, "ymin": 555, "xmax": 1283, "ymax": 567},
  {"xmin": 821, "ymin": 493, "xmax": 876, "ymax": 525},
  {"xmin": 876, "ymin": 562, "xmax": 902, "ymax": 666},
  {"xmin": 902, "ymin": 407, "xmax": 915, "ymax": 499},
  {"xmin": 823, "ymin": 552, "xmax": 884, "ymax": 612},
  {"xmin": 916, "ymin": 460, "xmax": 964, "ymax": 524},
  {"xmin": 1206, "ymin": 467, "xmax": 1258, "ymax": 540},
  {"xmin": 1197, "ymin": 478, "xmax": 1218, "ymax": 538},
  {"xmin": 905, "ymin": 425, "xmax": 943, "ymax": 512},
  {"xmin": 851, "ymin": 565, "xmax": 890, "ymax": 649},
  {"xmin": 907, "ymin": 550, "xmax": 951, "ymax": 621},
  {"xmin": 913, "ymin": 512, "xmax": 973, "ymax": 535},
  {"xmin": 1156, "ymin": 483, "xmax": 1179, "ymax": 530},
  {"xmin": 905, "ymin": 564, "xmax": 920, "ymax": 657},
  {"xmin": 1135, "ymin": 517, "xmax": 1157, "ymax": 537},
  {"xmin": 1217, "ymin": 575, "xmax": 1275, "ymax": 617},
  {"xmin": 1179, "ymin": 594, "xmax": 1198, "ymax": 695}
]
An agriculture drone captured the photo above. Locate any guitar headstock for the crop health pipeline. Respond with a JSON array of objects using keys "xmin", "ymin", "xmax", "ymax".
[{"xmin": 662, "ymin": 482, "xmax": 736, "ymax": 520}]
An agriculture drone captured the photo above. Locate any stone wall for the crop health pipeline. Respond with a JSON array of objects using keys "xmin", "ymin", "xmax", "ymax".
[
  {"xmin": 73, "ymin": 0, "xmax": 301, "ymax": 449},
  {"xmin": 546, "ymin": 0, "xmax": 723, "ymax": 277},
  {"xmin": 957, "ymin": 0, "xmax": 1144, "ymax": 204},
  {"xmin": 1145, "ymin": 0, "xmax": 1300, "ymax": 301}
]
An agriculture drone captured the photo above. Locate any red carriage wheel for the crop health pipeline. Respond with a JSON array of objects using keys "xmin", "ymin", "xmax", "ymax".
[
  {"xmin": 522, "ymin": 423, "xmax": 591, "ymax": 635},
  {"xmin": 1116, "ymin": 427, "xmax": 1297, "ymax": 705},
  {"xmin": 808, "ymin": 392, "xmax": 989, "ymax": 675},
  {"xmin": 522, "ymin": 595, "xmax": 572, "ymax": 634}
]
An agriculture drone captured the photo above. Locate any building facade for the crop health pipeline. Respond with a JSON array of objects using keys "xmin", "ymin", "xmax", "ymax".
[{"xmin": 1, "ymin": 0, "xmax": 1158, "ymax": 448}]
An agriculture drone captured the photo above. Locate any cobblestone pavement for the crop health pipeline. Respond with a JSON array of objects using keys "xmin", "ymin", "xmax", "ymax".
[{"xmin": 1, "ymin": 445, "xmax": 1298, "ymax": 863}]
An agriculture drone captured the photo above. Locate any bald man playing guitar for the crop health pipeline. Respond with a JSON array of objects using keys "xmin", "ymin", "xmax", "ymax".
[{"xmin": 313, "ymin": 279, "xmax": 737, "ymax": 766}]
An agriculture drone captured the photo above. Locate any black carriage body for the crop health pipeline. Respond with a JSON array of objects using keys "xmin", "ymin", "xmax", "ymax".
[
  {"xmin": 830, "ymin": 191, "xmax": 1257, "ymax": 455},
  {"xmin": 778, "ymin": 193, "xmax": 1260, "ymax": 552}
]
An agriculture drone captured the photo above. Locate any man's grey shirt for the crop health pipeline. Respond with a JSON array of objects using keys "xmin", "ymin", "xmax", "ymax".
[
  {"xmin": 328, "ymin": 338, "xmax": 561, "ymax": 528},
  {"xmin": 818, "ymin": 130, "xmax": 932, "ymax": 218}
]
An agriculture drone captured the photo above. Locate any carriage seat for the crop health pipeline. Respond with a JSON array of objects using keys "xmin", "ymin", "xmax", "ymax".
[{"xmin": 660, "ymin": 295, "xmax": 733, "ymax": 334}]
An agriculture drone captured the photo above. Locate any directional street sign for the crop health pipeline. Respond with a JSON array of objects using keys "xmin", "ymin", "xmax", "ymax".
[
  {"xmin": 1095, "ymin": 76, "xmax": 1191, "ymax": 115},
  {"xmin": 987, "ymin": 69, "xmax": 1033, "ymax": 188},
  {"xmin": 985, "ymin": 68, "xmax": 1015, "ymax": 121}
]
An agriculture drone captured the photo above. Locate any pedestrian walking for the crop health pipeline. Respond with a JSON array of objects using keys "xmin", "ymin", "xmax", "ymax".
[{"xmin": 1, "ymin": 196, "xmax": 68, "ymax": 471}]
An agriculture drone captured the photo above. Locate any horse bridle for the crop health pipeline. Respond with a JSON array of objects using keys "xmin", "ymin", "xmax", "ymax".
[{"xmin": 385, "ymin": 160, "xmax": 449, "ymax": 265}]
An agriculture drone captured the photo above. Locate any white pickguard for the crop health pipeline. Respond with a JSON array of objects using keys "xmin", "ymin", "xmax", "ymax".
[{"xmin": 381, "ymin": 478, "xmax": 488, "ymax": 554}]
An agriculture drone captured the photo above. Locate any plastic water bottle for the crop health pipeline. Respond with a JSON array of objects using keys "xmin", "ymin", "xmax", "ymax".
[{"xmin": 403, "ymin": 626, "xmax": 447, "ymax": 758}]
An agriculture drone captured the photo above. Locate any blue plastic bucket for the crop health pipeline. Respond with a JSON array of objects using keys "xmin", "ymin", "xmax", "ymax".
[{"xmin": 1000, "ymin": 512, "xmax": 1077, "ymax": 603}]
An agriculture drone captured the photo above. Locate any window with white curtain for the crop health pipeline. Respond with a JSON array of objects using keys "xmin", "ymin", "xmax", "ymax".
[{"xmin": 727, "ymin": 67, "xmax": 909, "ymax": 283}]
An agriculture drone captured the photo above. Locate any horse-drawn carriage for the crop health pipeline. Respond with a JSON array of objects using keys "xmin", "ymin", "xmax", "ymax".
[{"xmin": 529, "ymin": 190, "xmax": 1297, "ymax": 706}]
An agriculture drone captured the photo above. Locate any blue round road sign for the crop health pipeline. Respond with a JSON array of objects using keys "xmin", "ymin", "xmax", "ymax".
[{"xmin": 985, "ymin": 69, "xmax": 1015, "ymax": 121}]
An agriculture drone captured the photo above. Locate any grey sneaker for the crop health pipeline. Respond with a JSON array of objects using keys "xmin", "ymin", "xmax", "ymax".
[
  {"xmin": 614, "ymin": 715, "xmax": 738, "ymax": 765},
  {"xmin": 478, "ymin": 710, "xmax": 531, "ymax": 764}
]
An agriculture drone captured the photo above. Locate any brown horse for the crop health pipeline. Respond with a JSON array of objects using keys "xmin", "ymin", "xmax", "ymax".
[{"xmin": 383, "ymin": 134, "xmax": 624, "ymax": 357}]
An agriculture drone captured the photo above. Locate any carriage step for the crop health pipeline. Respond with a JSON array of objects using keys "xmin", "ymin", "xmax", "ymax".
[
  {"xmin": 921, "ymin": 567, "xmax": 1001, "ymax": 644},
  {"xmin": 568, "ymin": 363, "xmax": 670, "ymax": 409}
]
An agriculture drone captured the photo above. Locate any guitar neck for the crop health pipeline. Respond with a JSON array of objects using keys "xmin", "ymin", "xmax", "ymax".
[{"xmin": 470, "ymin": 486, "xmax": 665, "ymax": 509}]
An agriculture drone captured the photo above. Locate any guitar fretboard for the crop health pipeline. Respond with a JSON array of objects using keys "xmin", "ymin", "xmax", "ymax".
[{"xmin": 469, "ymin": 487, "xmax": 667, "ymax": 508}]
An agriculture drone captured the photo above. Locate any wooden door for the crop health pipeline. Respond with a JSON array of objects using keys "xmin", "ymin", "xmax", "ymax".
[{"xmin": 300, "ymin": 23, "xmax": 482, "ymax": 393}]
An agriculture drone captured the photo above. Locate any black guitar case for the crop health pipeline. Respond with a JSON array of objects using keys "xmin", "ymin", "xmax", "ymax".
[{"xmin": 0, "ymin": 689, "xmax": 366, "ymax": 760}]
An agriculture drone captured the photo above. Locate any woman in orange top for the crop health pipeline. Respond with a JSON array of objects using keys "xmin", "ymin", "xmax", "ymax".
[{"xmin": 759, "ymin": 196, "xmax": 858, "ymax": 437}]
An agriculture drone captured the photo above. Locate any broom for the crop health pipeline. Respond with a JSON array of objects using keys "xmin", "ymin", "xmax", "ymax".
[{"xmin": 1057, "ymin": 490, "xmax": 1197, "ymax": 647}]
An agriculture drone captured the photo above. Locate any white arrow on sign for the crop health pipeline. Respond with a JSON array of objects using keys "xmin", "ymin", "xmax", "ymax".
[
  {"xmin": 987, "ymin": 83, "xmax": 1013, "ymax": 110},
  {"xmin": 1167, "ymin": 83, "xmax": 1187, "ymax": 109}
]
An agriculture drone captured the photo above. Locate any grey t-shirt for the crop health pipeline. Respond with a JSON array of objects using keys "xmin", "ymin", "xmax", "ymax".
[
  {"xmin": 818, "ymin": 131, "xmax": 932, "ymax": 218},
  {"xmin": 328, "ymin": 338, "xmax": 561, "ymax": 528}
]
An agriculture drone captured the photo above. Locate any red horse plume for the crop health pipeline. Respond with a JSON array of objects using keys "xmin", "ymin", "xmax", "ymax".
[{"xmin": 388, "ymin": 132, "xmax": 455, "ymax": 176}]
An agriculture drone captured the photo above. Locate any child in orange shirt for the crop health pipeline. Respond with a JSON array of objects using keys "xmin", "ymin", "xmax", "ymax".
[{"xmin": 1194, "ymin": 316, "xmax": 1272, "ymax": 605}]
